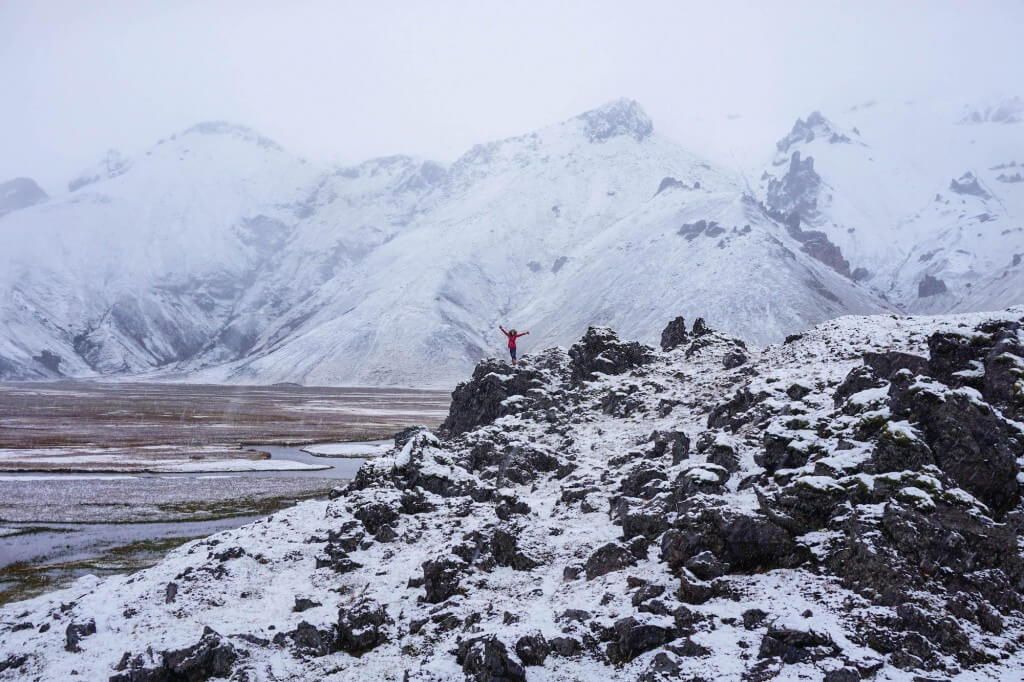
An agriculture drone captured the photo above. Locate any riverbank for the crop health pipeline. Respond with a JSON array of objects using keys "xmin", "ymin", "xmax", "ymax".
[{"xmin": 0, "ymin": 381, "xmax": 450, "ymax": 607}]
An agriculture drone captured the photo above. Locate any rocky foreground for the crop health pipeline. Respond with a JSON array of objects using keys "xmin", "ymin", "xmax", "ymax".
[{"xmin": 2, "ymin": 309, "xmax": 1024, "ymax": 681}]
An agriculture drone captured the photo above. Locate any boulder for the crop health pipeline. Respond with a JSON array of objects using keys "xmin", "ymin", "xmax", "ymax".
[
  {"xmin": 65, "ymin": 619, "xmax": 96, "ymax": 652},
  {"xmin": 660, "ymin": 317, "xmax": 689, "ymax": 351},
  {"xmin": 110, "ymin": 627, "xmax": 237, "ymax": 682},
  {"xmin": 585, "ymin": 542, "xmax": 636, "ymax": 580},
  {"xmin": 456, "ymin": 636, "xmax": 526, "ymax": 682},
  {"xmin": 421, "ymin": 558, "xmax": 465, "ymax": 603},
  {"xmin": 336, "ymin": 599, "xmax": 390, "ymax": 654},
  {"xmin": 758, "ymin": 625, "xmax": 840, "ymax": 664},
  {"xmin": 605, "ymin": 617, "xmax": 677, "ymax": 663},
  {"xmin": 889, "ymin": 375, "xmax": 1021, "ymax": 514},
  {"xmin": 514, "ymin": 633, "xmax": 550, "ymax": 666},
  {"xmin": 569, "ymin": 327, "xmax": 654, "ymax": 384}
]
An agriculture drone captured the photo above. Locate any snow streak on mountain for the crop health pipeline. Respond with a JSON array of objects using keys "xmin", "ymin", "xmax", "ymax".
[{"xmin": 0, "ymin": 99, "xmax": 1021, "ymax": 386}]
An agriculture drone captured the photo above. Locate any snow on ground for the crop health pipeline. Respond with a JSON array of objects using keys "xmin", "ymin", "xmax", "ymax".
[{"xmin": 1, "ymin": 307, "xmax": 1023, "ymax": 681}]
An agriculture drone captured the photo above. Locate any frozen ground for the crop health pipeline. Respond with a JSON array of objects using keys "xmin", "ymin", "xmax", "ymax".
[{"xmin": 2, "ymin": 308, "xmax": 1022, "ymax": 680}]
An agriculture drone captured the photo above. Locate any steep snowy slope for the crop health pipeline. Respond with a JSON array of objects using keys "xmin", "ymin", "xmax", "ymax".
[
  {"xmin": 0, "ymin": 123, "xmax": 321, "ymax": 379},
  {"xmin": 758, "ymin": 97, "xmax": 1024, "ymax": 312},
  {"xmin": 3, "ymin": 308, "xmax": 1023, "ymax": 681},
  {"xmin": 182, "ymin": 101, "xmax": 889, "ymax": 386},
  {"xmin": 17, "ymin": 98, "xmax": 1019, "ymax": 387}
]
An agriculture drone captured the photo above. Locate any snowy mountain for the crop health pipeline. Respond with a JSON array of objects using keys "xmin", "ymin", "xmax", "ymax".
[
  {"xmin": 2, "ymin": 308, "xmax": 1023, "ymax": 680},
  {"xmin": 1, "ymin": 97, "xmax": 1021, "ymax": 386},
  {"xmin": 757, "ymin": 97, "xmax": 1024, "ymax": 314}
]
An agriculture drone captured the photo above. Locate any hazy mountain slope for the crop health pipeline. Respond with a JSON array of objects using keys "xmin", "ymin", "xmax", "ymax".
[
  {"xmin": 5, "ymin": 97, "xmax": 1021, "ymax": 386},
  {"xmin": 0, "ymin": 123, "xmax": 320, "ymax": 379},
  {"xmin": 757, "ymin": 97, "xmax": 1024, "ymax": 313},
  {"xmin": 185, "ymin": 102, "xmax": 888, "ymax": 386}
]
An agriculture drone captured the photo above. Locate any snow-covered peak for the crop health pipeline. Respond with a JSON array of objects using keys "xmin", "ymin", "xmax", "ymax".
[
  {"xmin": 576, "ymin": 98, "xmax": 654, "ymax": 142},
  {"xmin": 178, "ymin": 121, "xmax": 284, "ymax": 151},
  {"xmin": 775, "ymin": 111, "xmax": 853, "ymax": 157}
]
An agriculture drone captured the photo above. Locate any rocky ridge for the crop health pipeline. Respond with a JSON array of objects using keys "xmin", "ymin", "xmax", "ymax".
[{"xmin": 2, "ymin": 308, "xmax": 1024, "ymax": 680}]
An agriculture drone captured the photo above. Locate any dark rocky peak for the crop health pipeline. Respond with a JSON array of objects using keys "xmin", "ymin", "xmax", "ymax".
[
  {"xmin": 0, "ymin": 177, "xmax": 48, "ymax": 218},
  {"xmin": 179, "ymin": 121, "xmax": 283, "ymax": 151},
  {"xmin": 68, "ymin": 149, "xmax": 132, "ymax": 192},
  {"xmin": 776, "ymin": 111, "xmax": 851, "ymax": 154},
  {"xmin": 577, "ymin": 98, "xmax": 654, "ymax": 143},
  {"xmin": 959, "ymin": 96, "xmax": 1024, "ymax": 125},
  {"xmin": 949, "ymin": 171, "xmax": 990, "ymax": 199},
  {"xmin": 766, "ymin": 151, "xmax": 823, "ymax": 220}
]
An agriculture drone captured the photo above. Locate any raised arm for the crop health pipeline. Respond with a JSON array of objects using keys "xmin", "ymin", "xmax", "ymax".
[
  {"xmin": 516, "ymin": 331, "xmax": 529, "ymax": 338},
  {"xmin": 499, "ymin": 325, "xmax": 509, "ymax": 337}
]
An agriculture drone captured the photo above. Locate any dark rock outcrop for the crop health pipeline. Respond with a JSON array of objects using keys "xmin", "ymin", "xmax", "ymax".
[
  {"xmin": 109, "ymin": 627, "xmax": 237, "ymax": 682},
  {"xmin": 660, "ymin": 317, "xmax": 689, "ymax": 351},
  {"xmin": 569, "ymin": 327, "xmax": 654, "ymax": 384},
  {"xmin": 456, "ymin": 635, "xmax": 526, "ymax": 682}
]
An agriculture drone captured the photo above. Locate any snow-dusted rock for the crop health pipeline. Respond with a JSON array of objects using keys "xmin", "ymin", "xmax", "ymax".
[{"xmin": 3, "ymin": 308, "xmax": 1024, "ymax": 680}]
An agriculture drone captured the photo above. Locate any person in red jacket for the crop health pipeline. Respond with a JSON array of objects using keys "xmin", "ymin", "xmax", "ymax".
[{"xmin": 499, "ymin": 325, "xmax": 529, "ymax": 365}]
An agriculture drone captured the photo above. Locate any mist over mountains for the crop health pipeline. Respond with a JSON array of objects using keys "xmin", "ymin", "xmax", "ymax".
[{"xmin": 1, "ymin": 97, "xmax": 1021, "ymax": 386}]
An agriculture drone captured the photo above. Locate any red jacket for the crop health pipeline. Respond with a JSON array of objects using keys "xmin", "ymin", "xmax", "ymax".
[{"xmin": 501, "ymin": 328, "xmax": 527, "ymax": 348}]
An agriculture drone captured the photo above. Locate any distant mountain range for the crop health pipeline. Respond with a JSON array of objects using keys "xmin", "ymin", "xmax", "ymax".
[{"xmin": 1, "ymin": 97, "xmax": 1021, "ymax": 386}]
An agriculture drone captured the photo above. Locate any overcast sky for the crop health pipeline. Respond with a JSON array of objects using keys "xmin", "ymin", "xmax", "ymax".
[{"xmin": 1, "ymin": 0, "xmax": 1020, "ymax": 192}]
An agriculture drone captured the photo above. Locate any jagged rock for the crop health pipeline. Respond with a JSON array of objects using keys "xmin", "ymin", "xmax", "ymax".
[
  {"xmin": 888, "ymin": 373, "xmax": 1021, "ymax": 514},
  {"xmin": 833, "ymin": 365, "xmax": 885, "ymax": 407},
  {"xmin": 549, "ymin": 636, "xmax": 582, "ymax": 657},
  {"xmin": 660, "ymin": 317, "xmax": 689, "ymax": 351},
  {"xmin": 315, "ymin": 542, "xmax": 363, "ymax": 573},
  {"xmin": 490, "ymin": 528, "xmax": 540, "ymax": 571},
  {"xmin": 742, "ymin": 609, "xmax": 768, "ymax": 630},
  {"xmin": 456, "ymin": 635, "xmax": 526, "ymax": 682},
  {"xmin": 605, "ymin": 617, "xmax": 677, "ymax": 663},
  {"xmin": 649, "ymin": 429, "xmax": 690, "ymax": 464},
  {"xmin": 164, "ymin": 582, "xmax": 178, "ymax": 604},
  {"xmin": 515, "ymin": 633, "xmax": 549, "ymax": 666},
  {"xmin": 354, "ymin": 501, "xmax": 399, "ymax": 535},
  {"xmin": 785, "ymin": 383, "xmax": 811, "ymax": 400},
  {"xmin": 569, "ymin": 327, "xmax": 654, "ymax": 384},
  {"xmin": 65, "ymin": 619, "xmax": 96, "ymax": 652},
  {"xmin": 723, "ymin": 351, "xmax": 748, "ymax": 369},
  {"xmin": 289, "ymin": 621, "xmax": 333, "ymax": 656},
  {"xmin": 949, "ymin": 171, "xmax": 989, "ymax": 198},
  {"xmin": 110, "ymin": 627, "xmax": 237, "ymax": 682},
  {"xmin": 758, "ymin": 625, "xmax": 840, "ymax": 664},
  {"xmin": 293, "ymin": 596, "xmax": 321, "ymax": 612},
  {"xmin": 336, "ymin": 599, "xmax": 390, "ymax": 654},
  {"xmin": 585, "ymin": 542, "xmax": 637, "ymax": 580},
  {"xmin": 0, "ymin": 655, "xmax": 28, "ymax": 674},
  {"xmin": 757, "ymin": 432, "xmax": 808, "ymax": 474},
  {"xmin": 441, "ymin": 359, "xmax": 545, "ymax": 435},
  {"xmin": 822, "ymin": 668, "xmax": 860, "ymax": 682},
  {"xmin": 619, "ymin": 462, "xmax": 669, "ymax": 499},
  {"xmin": 421, "ymin": 558, "xmax": 465, "ymax": 603},
  {"xmin": 867, "ymin": 426, "xmax": 934, "ymax": 473},
  {"xmin": 691, "ymin": 318, "xmax": 711, "ymax": 337},
  {"xmin": 862, "ymin": 351, "xmax": 929, "ymax": 380},
  {"xmin": 707, "ymin": 388, "xmax": 769, "ymax": 431},
  {"xmin": 662, "ymin": 506, "xmax": 805, "ymax": 574},
  {"xmin": 684, "ymin": 551, "xmax": 728, "ymax": 580}
]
